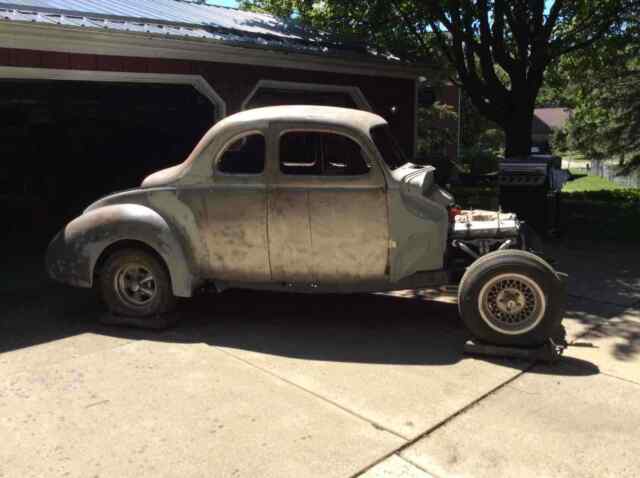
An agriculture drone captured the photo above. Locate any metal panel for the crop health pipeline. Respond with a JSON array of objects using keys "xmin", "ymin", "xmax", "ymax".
[
  {"xmin": 179, "ymin": 185, "xmax": 271, "ymax": 282},
  {"xmin": 1, "ymin": 0, "xmax": 309, "ymax": 39},
  {"xmin": 0, "ymin": 0, "xmax": 378, "ymax": 60},
  {"xmin": 267, "ymin": 188, "xmax": 314, "ymax": 283},
  {"xmin": 309, "ymin": 187, "xmax": 388, "ymax": 282}
]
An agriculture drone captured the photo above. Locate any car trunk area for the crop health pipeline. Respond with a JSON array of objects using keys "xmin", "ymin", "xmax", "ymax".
[{"xmin": 0, "ymin": 79, "xmax": 215, "ymax": 256}]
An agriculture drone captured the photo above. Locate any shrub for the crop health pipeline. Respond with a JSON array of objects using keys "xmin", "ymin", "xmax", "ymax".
[
  {"xmin": 560, "ymin": 189, "xmax": 640, "ymax": 242},
  {"xmin": 460, "ymin": 147, "xmax": 500, "ymax": 176}
]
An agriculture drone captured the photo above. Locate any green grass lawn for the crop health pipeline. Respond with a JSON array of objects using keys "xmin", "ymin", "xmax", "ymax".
[{"xmin": 562, "ymin": 175, "xmax": 623, "ymax": 192}]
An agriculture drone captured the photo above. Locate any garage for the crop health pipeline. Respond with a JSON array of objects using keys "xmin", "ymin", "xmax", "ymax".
[
  {"xmin": 0, "ymin": 78, "xmax": 217, "ymax": 251},
  {"xmin": 0, "ymin": 0, "xmax": 455, "ymax": 289}
]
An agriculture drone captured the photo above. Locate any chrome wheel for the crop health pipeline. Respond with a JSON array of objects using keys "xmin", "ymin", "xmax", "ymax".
[
  {"xmin": 478, "ymin": 273, "xmax": 546, "ymax": 335},
  {"xmin": 114, "ymin": 263, "xmax": 157, "ymax": 307}
]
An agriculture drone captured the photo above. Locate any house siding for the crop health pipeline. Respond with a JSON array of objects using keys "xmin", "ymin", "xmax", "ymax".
[{"xmin": 0, "ymin": 47, "xmax": 424, "ymax": 158}]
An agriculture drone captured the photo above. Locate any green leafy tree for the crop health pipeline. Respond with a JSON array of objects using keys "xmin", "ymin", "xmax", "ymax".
[
  {"xmin": 417, "ymin": 100, "xmax": 457, "ymax": 158},
  {"xmin": 549, "ymin": 126, "xmax": 569, "ymax": 153},
  {"xmin": 240, "ymin": 0, "xmax": 630, "ymax": 158},
  {"xmin": 563, "ymin": 6, "xmax": 639, "ymax": 171}
]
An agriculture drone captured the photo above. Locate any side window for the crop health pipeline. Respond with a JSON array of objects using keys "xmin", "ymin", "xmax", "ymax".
[
  {"xmin": 279, "ymin": 132, "xmax": 369, "ymax": 176},
  {"xmin": 280, "ymin": 132, "xmax": 323, "ymax": 175},
  {"xmin": 217, "ymin": 133, "xmax": 265, "ymax": 174},
  {"xmin": 322, "ymin": 133, "xmax": 370, "ymax": 175}
]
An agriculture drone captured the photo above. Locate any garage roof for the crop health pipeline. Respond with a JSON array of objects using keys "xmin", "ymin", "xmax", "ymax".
[{"xmin": 0, "ymin": 0, "xmax": 385, "ymax": 61}]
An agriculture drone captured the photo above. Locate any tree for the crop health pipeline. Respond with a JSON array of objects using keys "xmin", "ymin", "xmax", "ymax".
[
  {"xmin": 542, "ymin": 3, "xmax": 640, "ymax": 171},
  {"xmin": 240, "ymin": 0, "xmax": 630, "ymax": 157},
  {"xmin": 417, "ymin": 100, "xmax": 457, "ymax": 158}
]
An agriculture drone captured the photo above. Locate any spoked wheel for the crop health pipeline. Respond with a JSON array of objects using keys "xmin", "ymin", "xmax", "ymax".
[
  {"xmin": 458, "ymin": 250, "xmax": 565, "ymax": 346},
  {"xmin": 99, "ymin": 249, "xmax": 176, "ymax": 318},
  {"xmin": 478, "ymin": 273, "xmax": 546, "ymax": 336}
]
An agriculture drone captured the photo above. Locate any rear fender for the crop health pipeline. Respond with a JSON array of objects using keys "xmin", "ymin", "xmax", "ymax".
[{"xmin": 46, "ymin": 204, "xmax": 197, "ymax": 297}]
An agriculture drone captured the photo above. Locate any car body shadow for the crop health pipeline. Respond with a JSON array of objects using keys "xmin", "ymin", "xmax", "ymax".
[{"xmin": 2, "ymin": 284, "xmax": 599, "ymax": 376}]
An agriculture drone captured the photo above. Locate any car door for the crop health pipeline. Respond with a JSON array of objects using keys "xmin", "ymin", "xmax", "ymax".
[
  {"xmin": 196, "ymin": 131, "xmax": 271, "ymax": 282},
  {"xmin": 266, "ymin": 125, "xmax": 316, "ymax": 283},
  {"xmin": 268, "ymin": 123, "xmax": 389, "ymax": 284}
]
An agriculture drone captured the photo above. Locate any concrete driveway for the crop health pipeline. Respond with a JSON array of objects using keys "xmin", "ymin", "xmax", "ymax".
[{"xmin": 1, "ymin": 242, "xmax": 639, "ymax": 477}]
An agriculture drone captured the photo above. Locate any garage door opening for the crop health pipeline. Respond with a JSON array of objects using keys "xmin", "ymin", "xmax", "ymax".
[{"xmin": 0, "ymin": 79, "xmax": 216, "ymax": 250}]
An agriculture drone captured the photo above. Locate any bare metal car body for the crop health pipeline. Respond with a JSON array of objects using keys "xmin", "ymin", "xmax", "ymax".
[
  {"xmin": 46, "ymin": 106, "xmax": 524, "ymax": 299},
  {"xmin": 47, "ymin": 106, "xmax": 455, "ymax": 296}
]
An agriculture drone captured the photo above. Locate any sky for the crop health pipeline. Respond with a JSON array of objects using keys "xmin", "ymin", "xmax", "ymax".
[{"xmin": 208, "ymin": 0, "xmax": 239, "ymax": 7}]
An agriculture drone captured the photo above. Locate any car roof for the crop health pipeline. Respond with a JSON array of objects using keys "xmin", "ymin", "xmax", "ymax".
[
  {"xmin": 217, "ymin": 105, "xmax": 388, "ymax": 132},
  {"xmin": 144, "ymin": 105, "xmax": 390, "ymax": 186}
]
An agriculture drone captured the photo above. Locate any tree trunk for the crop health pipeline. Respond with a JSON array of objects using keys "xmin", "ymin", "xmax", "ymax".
[{"xmin": 504, "ymin": 109, "xmax": 534, "ymax": 158}]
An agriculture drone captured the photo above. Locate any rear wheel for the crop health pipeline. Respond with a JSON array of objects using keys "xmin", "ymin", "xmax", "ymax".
[
  {"xmin": 98, "ymin": 249, "xmax": 176, "ymax": 318},
  {"xmin": 458, "ymin": 250, "xmax": 565, "ymax": 346}
]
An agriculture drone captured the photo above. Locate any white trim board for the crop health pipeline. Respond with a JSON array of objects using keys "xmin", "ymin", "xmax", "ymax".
[
  {"xmin": 0, "ymin": 66, "xmax": 226, "ymax": 117},
  {"xmin": 241, "ymin": 80, "xmax": 373, "ymax": 112},
  {"xmin": 0, "ymin": 21, "xmax": 424, "ymax": 80}
]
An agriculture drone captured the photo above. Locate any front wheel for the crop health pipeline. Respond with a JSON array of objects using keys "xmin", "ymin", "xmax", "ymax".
[
  {"xmin": 458, "ymin": 250, "xmax": 565, "ymax": 346},
  {"xmin": 98, "ymin": 249, "xmax": 176, "ymax": 318}
]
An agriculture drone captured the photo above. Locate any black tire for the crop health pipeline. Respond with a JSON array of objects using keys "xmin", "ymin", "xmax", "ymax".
[
  {"xmin": 98, "ymin": 249, "xmax": 176, "ymax": 318},
  {"xmin": 458, "ymin": 249, "xmax": 565, "ymax": 347}
]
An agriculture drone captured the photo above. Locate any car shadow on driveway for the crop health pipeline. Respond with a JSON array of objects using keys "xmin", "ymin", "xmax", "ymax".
[{"xmin": 2, "ymin": 283, "xmax": 599, "ymax": 376}]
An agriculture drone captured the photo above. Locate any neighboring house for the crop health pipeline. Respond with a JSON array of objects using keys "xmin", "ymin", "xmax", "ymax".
[
  {"xmin": 532, "ymin": 107, "xmax": 572, "ymax": 151},
  {"xmin": 0, "ymin": 0, "xmax": 459, "ymax": 226}
]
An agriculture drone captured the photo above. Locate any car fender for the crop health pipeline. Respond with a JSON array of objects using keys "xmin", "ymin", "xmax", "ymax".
[{"xmin": 46, "ymin": 203, "xmax": 197, "ymax": 297}]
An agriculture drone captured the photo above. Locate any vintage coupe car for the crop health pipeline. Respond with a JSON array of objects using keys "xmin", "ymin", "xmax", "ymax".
[{"xmin": 46, "ymin": 105, "xmax": 565, "ymax": 345}]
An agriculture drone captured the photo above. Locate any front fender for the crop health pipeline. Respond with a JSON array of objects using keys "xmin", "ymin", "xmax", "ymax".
[{"xmin": 45, "ymin": 204, "xmax": 197, "ymax": 297}]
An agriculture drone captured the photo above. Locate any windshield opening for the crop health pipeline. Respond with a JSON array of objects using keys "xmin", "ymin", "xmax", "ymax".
[{"xmin": 370, "ymin": 125, "xmax": 409, "ymax": 171}]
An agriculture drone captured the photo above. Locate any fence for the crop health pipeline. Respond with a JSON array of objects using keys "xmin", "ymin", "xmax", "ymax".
[{"xmin": 590, "ymin": 160, "xmax": 640, "ymax": 188}]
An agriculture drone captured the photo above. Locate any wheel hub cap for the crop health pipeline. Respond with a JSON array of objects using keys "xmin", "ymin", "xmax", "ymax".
[
  {"xmin": 115, "ymin": 264, "xmax": 157, "ymax": 307},
  {"xmin": 496, "ymin": 289, "xmax": 526, "ymax": 314},
  {"xmin": 478, "ymin": 273, "xmax": 546, "ymax": 335}
]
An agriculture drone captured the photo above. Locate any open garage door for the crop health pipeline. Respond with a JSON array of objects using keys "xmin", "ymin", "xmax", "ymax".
[{"xmin": 0, "ymin": 79, "xmax": 216, "ymax": 251}]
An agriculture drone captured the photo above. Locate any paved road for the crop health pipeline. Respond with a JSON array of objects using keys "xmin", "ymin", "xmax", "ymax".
[{"xmin": 1, "ymin": 243, "xmax": 638, "ymax": 477}]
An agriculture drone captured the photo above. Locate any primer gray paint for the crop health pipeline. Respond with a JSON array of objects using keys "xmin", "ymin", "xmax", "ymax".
[{"xmin": 46, "ymin": 105, "xmax": 452, "ymax": 296}]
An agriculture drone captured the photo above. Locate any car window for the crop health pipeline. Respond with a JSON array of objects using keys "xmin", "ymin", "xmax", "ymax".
[
  {"xmin": 217, "ymin": 133, "xmax": 265, "ymax": 174},
  {"xmin": 280, "ymin": 132, "xmax": 369, "ymax": 176},
  {"xmin": 370, "ymin": 125, "xmax": 407, "ymax": 171},
  {"xmin": 280, "ymin": 132, "xmax": 322, "ymax": 175}
]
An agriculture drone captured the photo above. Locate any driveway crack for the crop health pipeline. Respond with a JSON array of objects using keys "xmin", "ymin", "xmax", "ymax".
[
  {"xmin": 397, "ymin": 454, "xmax": 443, "ymax": 478},
  {"xmin": 350, "ymin": 363, "xmax": 534, "ymax": 477}
]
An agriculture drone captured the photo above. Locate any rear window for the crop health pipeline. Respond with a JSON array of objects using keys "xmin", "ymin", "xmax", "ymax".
[
  {"xmin": 370, "ymin": 125, "xmax": 408, "ymax": 171},
  {"xmin": 217, "ymin": 134, "xmax": 265, "ymax": 174}
]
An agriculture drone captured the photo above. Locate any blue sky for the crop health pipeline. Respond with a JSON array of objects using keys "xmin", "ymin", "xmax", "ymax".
[{"xmin": 209, "ymin": 0, "xmax": 239, "ymax": 7}]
